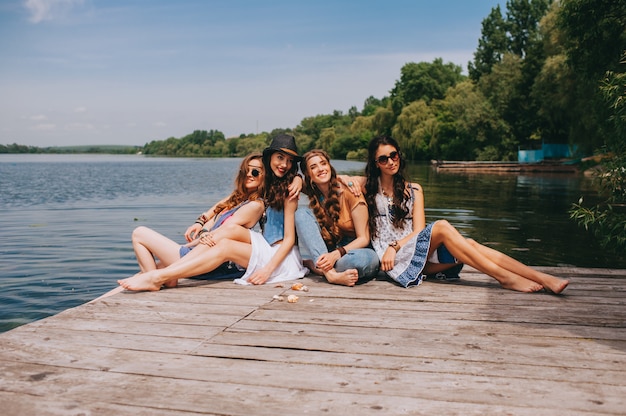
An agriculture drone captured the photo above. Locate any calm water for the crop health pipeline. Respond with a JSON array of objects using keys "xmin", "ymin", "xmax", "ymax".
[{"xmin": 1, "ymin": 154, "xmax": 624, "ymax": 333}]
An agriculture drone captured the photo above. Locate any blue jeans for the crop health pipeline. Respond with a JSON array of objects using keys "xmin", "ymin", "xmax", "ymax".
[{"xmin": 295, "ymin": 206, "xmax": 380, "ymax": 280}]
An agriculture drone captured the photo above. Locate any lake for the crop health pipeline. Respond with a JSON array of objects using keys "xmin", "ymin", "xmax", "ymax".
[{"xmin": 1, "ymin": 154, "xmax": 623, "ymax": 333}]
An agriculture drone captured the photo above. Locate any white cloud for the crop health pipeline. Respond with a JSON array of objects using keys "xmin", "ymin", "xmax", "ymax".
[
  {"xmin": 24, "ymin": 0, "xmax": 85, "ymax": 24},
  {"xmin": 29, "ymin": 114, "xmax": 48, "ymax": 121},
  {"xmin": 155, "ymin": 122, "xmax": 167, "ymax": 127},
  {"xmin": 74, "ymin": 106, "xmax": 87, "ymax": 113}
]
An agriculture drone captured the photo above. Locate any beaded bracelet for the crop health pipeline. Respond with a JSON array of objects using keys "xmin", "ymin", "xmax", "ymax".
[{"xmin": 195, "ymin": 213, "xmax": 209, "ymax": 226}]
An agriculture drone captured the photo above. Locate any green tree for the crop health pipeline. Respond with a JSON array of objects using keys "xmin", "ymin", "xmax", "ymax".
[
  {"xmin": 361, "ymin": 95, "xmax": 388, "ymax": 117},
  {"xmin": 391, "ymin": 100, "xmax": 434, "ymax": 160},
  {"xmin": 506, "ymin": 0, "xmax": 551, "ymax": 58},
  {"xmin": 371, "ymin": 106, "xmax": 395, "ymax": 137},
  {"xmin": 555, "ymin": 0, "xmax": 626, "ymax": 153},
  {"xmin": 317, "ymin": 127, "xmax": 336, "ymax": 151},
  {"xmin": 570, "ymin": 55, "xmax": 626, "ymax": 254},
  {"xmin": 389, "ymin": 59, "xmax": 464, "ymax": 115},
  {"xmin": 438, "ymin": 81, "xmax": 515, "ymax": 160},
  {"xmin": 557, "ymin": 0, "xmax": 626, "ymax": 80},
  {"xmin": 468, "ymin": 5, "xmax": 508, "ymax": 81}
]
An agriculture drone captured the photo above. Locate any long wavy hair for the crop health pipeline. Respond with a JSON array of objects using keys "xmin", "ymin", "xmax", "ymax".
[
  {"xmin": 263, "ymin": 150, "xmax": 299, "ymax": 211},
  {"xmin": 364, "ymin": 136, "xmax": 411, "ymax": 238},
  {"xmin": 213, "ymin": 152, "xmax": 265, "ymax": 216},
  {"xmin": 301, "ymin": 149, "xmax": 342, "ymax": 249}
]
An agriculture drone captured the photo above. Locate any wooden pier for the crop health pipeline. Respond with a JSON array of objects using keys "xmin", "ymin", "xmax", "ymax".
[
  {"xmin": 432, "ymin": 160, "xmax": 579, "ymax": 174},
  {"xmin": 1, "ymin": 267, "xmax": 625, "ymax": 415}
]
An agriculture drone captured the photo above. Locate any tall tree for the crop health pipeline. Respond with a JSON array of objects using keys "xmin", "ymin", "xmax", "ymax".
[
  {"xmin": 468, "ymin": 5, "xmax": 508, "ymax": 81},
  {"xmin": 506, "ymin": 0, "xmax": 551, "ymax": 57},
  {"xmin": 389, "ymin": 59, "xmax": 464, "ymax": 116},
  {"xmin": 557, "ymin": 0, "xmax": 626, "ymax": 80}
]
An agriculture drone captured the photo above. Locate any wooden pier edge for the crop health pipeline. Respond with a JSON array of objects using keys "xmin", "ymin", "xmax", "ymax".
[{"xmin": 0, "ymin": 266, "xmax": 625, "ymax": 415}]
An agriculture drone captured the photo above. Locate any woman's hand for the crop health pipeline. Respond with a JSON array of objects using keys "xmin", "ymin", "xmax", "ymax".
[
  {"xmin": 246, "ymin": 266, "xmax": 272, "ymax": 285},
  {"xmin": 338, "ymin": 175, "xmax": 362, "ymax": 196},
  {"xmin": 288, "ymin": 175, "xmax": 303, "ymax": 201},
  {"xmin": 183, "ymin": 238, "xmax": 200, "ymax": 248},
  {"xmin": 316, "ymin": 251, "xmax": 340, "ymax": 272},
  {"xmin": 185, "ymin": 223, "xmax": 202, "ymax": 242},
  {"xmin": 199, "ymin": 232, "xmax": 217, "ymax": 247},
  {"xmin": 380, "ymin": 247, "xmax": 397, "ymax": 272}
]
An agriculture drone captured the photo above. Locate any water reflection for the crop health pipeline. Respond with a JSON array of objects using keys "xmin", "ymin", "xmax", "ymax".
[{"xmin": 405, "ymin": 163, "xmax": 623, "ymax": 268}]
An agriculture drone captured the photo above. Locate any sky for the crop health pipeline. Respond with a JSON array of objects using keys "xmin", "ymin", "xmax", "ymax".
[{"xmin": 0, "ymin": 0, "xmax": 503, "ymax": 147}]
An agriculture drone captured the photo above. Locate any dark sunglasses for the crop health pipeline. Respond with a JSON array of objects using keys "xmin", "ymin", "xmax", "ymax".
[
  {"xmin": 244, "ymin": 167, "xmax": 261, "ymax": 177},
  {"xmin": 376, "ymin": 151, "xmax": 399, "ymax": 165}
]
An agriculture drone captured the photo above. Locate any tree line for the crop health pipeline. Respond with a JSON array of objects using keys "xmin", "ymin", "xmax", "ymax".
[
  {"xmin": 141, "ymin": 1, "xmax": 624, "ymax": 163},
  {"xmin": 3, "ymin": 0, "xmax": 623, "ymax": 253},
  {"xmin": 113, "ymin": 0, "xmax": 626, "ymax": 259},
  {"xmin": 4, "ymin": 1, "xmax": 623, "ymax": 164}
]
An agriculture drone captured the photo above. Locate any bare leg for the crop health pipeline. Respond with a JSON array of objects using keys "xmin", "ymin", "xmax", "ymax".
[
  {"xmin": 210, "ymin": 222, "xmax": 253, "ymax": 244},
  {"xmin": 132, "ymin": 226, "xmax": 182, "ymax": 271},
  {"xmin": 429, "ymin": 221, "xmax": 544, "ymax": 293},
  {"xmin": 117, "ymin": 239, "xmax": 253, "ymax": 291},
  {"xmin": 467, "ymin": 239, "xmax": 569, "ymax": 293}
]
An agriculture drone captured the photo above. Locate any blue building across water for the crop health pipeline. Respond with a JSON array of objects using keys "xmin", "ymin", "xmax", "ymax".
[{"xmin": 518, "ymin": 143, "xmax": 578, "ymax": 163}]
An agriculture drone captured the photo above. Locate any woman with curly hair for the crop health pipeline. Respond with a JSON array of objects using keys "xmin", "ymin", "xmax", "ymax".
[
  {"xmin": 295, "ymin": 149, "xmax": 379, "ymax": 286},
  {"xmin": 117, "ymin": 134, "xmax": 308, "ymax": 291},
  {"xmin": 126, "ymin": 152, "xmax": 266, "ymax": 288},
  {"xmin": 355, "ymin": 135, "xmax": 569, "ymax": 293}
]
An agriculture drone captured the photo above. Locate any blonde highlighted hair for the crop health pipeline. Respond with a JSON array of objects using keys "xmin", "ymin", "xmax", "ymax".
[{"xmin": 301, "ymin": 149, "xmax": 342, "ymax": 249}]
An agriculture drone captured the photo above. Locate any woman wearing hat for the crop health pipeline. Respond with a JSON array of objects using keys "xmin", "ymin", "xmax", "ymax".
[{"xmin": 117, "ymin": 134, "xmax": 307, "ymax": 291}]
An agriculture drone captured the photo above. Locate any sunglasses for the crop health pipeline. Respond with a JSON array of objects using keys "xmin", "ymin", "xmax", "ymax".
[
  {"xmin": 375, "ymin": 151, "xmax": 399, "ymax": 165},
  {"xmin": 245, "ymin": 167, "xmax": 262, "ymax": 177}
]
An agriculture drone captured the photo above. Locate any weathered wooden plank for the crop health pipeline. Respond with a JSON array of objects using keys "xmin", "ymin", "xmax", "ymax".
[
  {"xmin": 2, "ymin": 360, "xmax": 581, "ymax": 416},
  {"xmin": 2, "ymin": 342, "xmax": 623, "ymax": 411},
  {"xmin": 1, "ymin": 267, "xmax": 625, "ymax": 415},
  {"xmin": 1, "ymin": 332, "xmax": 622, "ymax": 388},
  {"xmin": 1, "ymin": 347, "xmax": 623, "ymax": 415}
]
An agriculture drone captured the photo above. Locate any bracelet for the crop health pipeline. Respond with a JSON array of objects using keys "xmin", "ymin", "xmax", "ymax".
[
  {"xmin": 337, "ymin": 246, "xmax": 347, "ymax": 257},
  {"xmin": 389, "ymin": 240, "xmax": 400, "ymax": 252},
  {"xmin": 195, "ymin": 213, "xmax": 209, "ymax": 226}
]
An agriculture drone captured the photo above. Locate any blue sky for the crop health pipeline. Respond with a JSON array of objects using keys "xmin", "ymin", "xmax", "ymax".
[{"xmin": 0, "ymin": 0, "xmax": 502, "ymax": 147}]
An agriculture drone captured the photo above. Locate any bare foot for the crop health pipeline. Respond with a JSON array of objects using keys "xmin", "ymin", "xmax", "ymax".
[
  {"xmin": 325, "ymin": 269, "xmax": 359, "ymax": 286},
  {"xmin": 543, "ymin": 277, "xmax": 569, "ymax": 294},
  {"xmin": 500, "ymin": 276, "xmax": 544, "ymax": 293},
  {"xmin": 117, "ymin": 272, "xmax": 162, "ymax": 291},
  {"xmin": 303, "ymin": 260, "xmax": 321, "ymax": 275},
  {"xmin": 163, "ymin": 279, "xmax": 179, "ymax": 288}
]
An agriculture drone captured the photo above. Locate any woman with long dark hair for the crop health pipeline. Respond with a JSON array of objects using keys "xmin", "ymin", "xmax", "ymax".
[{"xmin": 355, "ymin": 136, "xmax": 569, "ymax": 293}]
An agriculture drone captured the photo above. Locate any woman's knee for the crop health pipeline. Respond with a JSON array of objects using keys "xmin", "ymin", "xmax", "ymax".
[
  {"xmin": 132, "ymin": 226, "xmax": 151, "ymax": 242},
  {"xmin": 335, "ymin": 249, "xmax": 380, "ymax": 277},
  {"xmin": 434, "ymin": 220, "xmax": 459, "ymax": 238}
]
